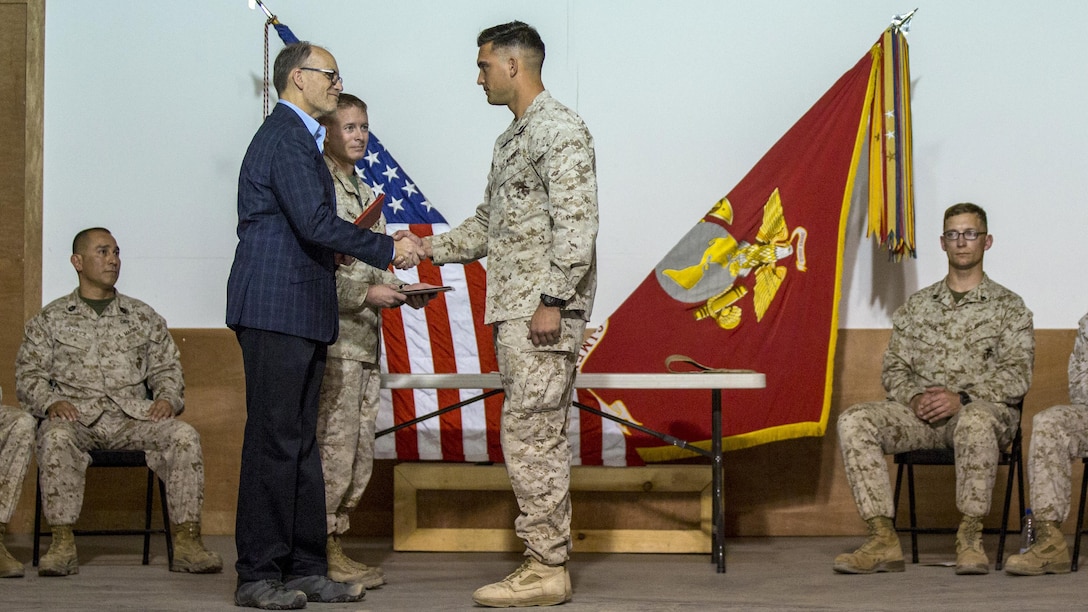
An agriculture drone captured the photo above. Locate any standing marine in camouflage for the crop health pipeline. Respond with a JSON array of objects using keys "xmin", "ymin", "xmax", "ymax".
[
  {"xmin": 1004, "ymin": 311, "xmax": 1088, "ymax": 575},
  {"xmin": 315, "ymin": 94, "xmax": 433, "ymax": 589},
  {"xmin": 0, "ymin": 387, "xmax": 35, "ymax": 577},
  {"xmin": 835, "ymin": 203, "xmax": 1034, "ymax": 576},
  {"xmin": 15, "ymin": 228, "xmax": 222, "ymax": 577},
  {"xmin": 414, "ymin": 21, "xmax": 597, "ymax": 608}
]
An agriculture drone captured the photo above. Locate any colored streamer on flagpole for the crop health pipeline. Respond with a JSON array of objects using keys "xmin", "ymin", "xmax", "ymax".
[{"xmin": 861, "ymin": 12, "xmax": 917, "ymax": 260}]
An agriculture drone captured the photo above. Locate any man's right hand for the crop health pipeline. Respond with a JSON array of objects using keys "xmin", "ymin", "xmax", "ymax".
[
  {"xmin": 365, "ymin": 284, "xmax": 408, "ymax": 309},
  {"xmin": 392, "ymin": 233, "xmax": 424, "ymax": 269},
  {"xmin": 46, "ymin": 400, "xmax": 79, "ymax": 421},
  {"xmin": 910, "ymin": 386, "xmax": 960, "ymax": 424}
]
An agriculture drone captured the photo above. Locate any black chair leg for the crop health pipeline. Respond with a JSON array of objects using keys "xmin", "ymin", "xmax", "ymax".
[
  {"xmin": 32, "ymin": 474, "xmax": 43, "ymax": 566},
  {"xmin": 142, "ymin": 468, "xmax": 154, "ymax": 565},
  {"xmin": 907, "ymin": 464, "xmax": 919, "ymax": 563},
  {"xmin": 893, "ymin": 462, "xmax": 904, "ymax": 527},
  {"xmin": 159, "ymin": 477, "xmax": 173, "ymax": 566},
  {"xmin": 995, "ymin": 451, "xmax": 1018, "ymax": 570},
  {"xmin": 1073, "ymin": 461, "xmax": 1088, "ymax": 572}
]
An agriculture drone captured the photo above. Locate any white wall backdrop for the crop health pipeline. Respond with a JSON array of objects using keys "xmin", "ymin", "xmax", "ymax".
[{"xmin": 42, "ymin": 1, "xmax": 1088, "ymax": 329}]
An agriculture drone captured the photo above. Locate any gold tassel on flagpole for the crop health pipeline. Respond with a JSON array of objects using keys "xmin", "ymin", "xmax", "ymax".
[{"xmin": 860, "ymin": 11, "xmax": 918, "ymax": 261}]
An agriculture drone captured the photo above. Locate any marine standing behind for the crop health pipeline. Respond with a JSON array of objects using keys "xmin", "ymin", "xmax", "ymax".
[{"xmin": 315, "ymin": 93, "xmax": 434, "ymax": 588}]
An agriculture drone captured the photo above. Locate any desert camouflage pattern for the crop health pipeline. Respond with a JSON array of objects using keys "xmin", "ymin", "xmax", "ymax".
[
  {"xmin": 324, "ymin": 156, "xmax": 402, "ymax": 363},
  {"xmin": 317, "ymin": 157, "xmax": 403, "ymax": 535},
  {"xmin": 881, "ymin": 275, "xmax": 1034, "ymax": 408},
  {"xmin": 495, "ymin": 315, "xmax": 585, "ymax": 566},
  {"xmin": 431, "ymin": 91, "xmax": 598, "ymax": 564},
  {"xmin": 317, "ymin": 359, "xmax": 381, "ymax": 535},
  {"xmin": 0, "ymin": 396, "xmax": 35, "ymax": 523},
  {"xmin": 429, "ymin": 91, "xmax": 598, "ymax": 565},
  {"xmin": 1027, "ymin": 311, "xmax": 1088, "ymax": 522},
  {"xmin": 15, "ymin": 290, "xmax": 205, "ymax": 525},
  {"xmin": 839, "ymin": 275, "xmax": 1033, "ymax": 520},
  {"xmin": 16, "ymin": 290, "xmax": 184, "ymax": 422},
  {"xmin": 430, "ymin": 91, "xmax": 598, "ymax": 324},
  {"xmin": 36, "ymin": 411, "xmax": 205, "ymax": 525}
]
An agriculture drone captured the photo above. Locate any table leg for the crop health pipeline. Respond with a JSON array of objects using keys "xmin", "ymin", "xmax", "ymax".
[{"xmin": 712, "ymin": 388, "xmax": 725, "ymax": 573}]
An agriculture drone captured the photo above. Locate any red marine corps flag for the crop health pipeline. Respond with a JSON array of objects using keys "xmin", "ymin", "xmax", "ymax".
[{"xmin": 575, "ymin": 17, "xmax": 918, "ymax": 465}]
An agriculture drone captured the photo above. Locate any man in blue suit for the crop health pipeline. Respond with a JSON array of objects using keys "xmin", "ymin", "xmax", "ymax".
[{"xmin": 227, "ymin": 41, "xmax": 422, "ymax": 609}]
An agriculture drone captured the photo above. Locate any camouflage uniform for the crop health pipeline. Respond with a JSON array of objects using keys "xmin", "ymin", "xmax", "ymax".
[
  {"xmin": 1026, "ymin": 312, "xmax": 1088, "ymax": 523},
  {"xmin": 15, "ymin": 290, "xmax": 206, "ymax": 526},
  {"xmin": 318, "ymin": 157, "xmax": 402, "ymax": 536},
  {"xmin": 431, "ymin": 91, "xmax": 598, "ymax": 566},
  {"xmin": 838, "ymin": 275, "xmax": 1034, "ymax": 520},
  {"xmin": 0, "ymin": 388, "xmax": 35, "ymax": 524}
]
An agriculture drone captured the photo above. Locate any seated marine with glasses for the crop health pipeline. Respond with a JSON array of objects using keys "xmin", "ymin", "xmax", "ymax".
[{"xmin": 834, "ymin": 202, "xmax": 1034, "ymax": 575}]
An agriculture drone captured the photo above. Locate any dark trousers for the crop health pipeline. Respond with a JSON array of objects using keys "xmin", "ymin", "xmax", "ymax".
[{"xmin": 234, "ymin": 327, "xmax": 328, "ymax": 582}]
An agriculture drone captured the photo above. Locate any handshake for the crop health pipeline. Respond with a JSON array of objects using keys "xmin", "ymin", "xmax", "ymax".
[{"xmin": 391, "ymin": 230, "xmax": 430, "ymax": 270}]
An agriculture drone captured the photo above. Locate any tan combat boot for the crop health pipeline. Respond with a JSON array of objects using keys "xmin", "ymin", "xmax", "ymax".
[
  {"xmin": 0, "ymin": 523, "xmax": 25, "ymax": 578},
  {"xmin": 170, "ymin": 521, "xmax": 223, "ymax": 573},
  {"xmin": 472, "ymin": 558, "xmax": 572, "ymax": 607},
  {"xmin": 1005, "ymin": 520, "xmax": 1072, "ymax": 576},
  {"xmin": 38, "ymin": 524, "xmax": 78, "ymax": 577},
  {"xmin": 832, "ymin": 516, "xmax": 905, "ymax": 574},
  {"xmin": 955, "ymin": 514, "xmax": 989, "ymax": 575},
  {"xmin": 326, "ymin": 535, "xmax": 384, "ymax": 589}
]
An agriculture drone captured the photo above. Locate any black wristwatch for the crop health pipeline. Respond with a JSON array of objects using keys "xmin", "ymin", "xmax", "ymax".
[
  {"xmin": 540, "ymin": 294, "xmax": 567, "ymax": 308},
  {"xmin": 958, "ymin": 391, "xmax": 972, "ymax": 406}
]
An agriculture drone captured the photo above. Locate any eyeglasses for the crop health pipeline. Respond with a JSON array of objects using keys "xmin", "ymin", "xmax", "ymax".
[
  {"xmin": 300, "ymin": 67, "xmax": 343, "ymax": 85},
  {"xmin": 941, "ymin": 229, "xmax": 986, "ymax": 241}
]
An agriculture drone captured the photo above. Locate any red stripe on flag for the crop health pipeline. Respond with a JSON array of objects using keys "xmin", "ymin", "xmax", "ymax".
[
  {"xmin": 381, "ymin": 305, "xmax": 420, "ymax": 460},
  {"xmin": 461, "ymin": 257, "xmax": 504, "ymax": 462},
  {"xmin": 407, "ymin": 225, "xmax": 466, "ymax": 461}
]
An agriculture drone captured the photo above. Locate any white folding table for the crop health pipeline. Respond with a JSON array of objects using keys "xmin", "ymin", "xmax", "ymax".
[{"xmin": 380, "ymin": 371, "xmax": 766, "ymax": 573}]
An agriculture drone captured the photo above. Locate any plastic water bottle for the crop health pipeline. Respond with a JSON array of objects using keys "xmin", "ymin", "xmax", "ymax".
[{"xmin": 1020, "ymin": 508, "xmax": 1036, "ymax": 554}]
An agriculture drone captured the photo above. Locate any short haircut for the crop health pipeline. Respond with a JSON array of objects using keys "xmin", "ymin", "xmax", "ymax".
[
  {"xmin": 72, "ymin": 227, "xmax": 112, "ymax": 254},
  {"xmin": 943, "ymin": 202, "xmax": 988, "ymax": 230},
  {"xmin": 322, "ymin": 92, "xmax": 369, "ymax": 121},
  {"xmin": 477, "ymin": 21, "xmax": 545, "ymax": 70},
  {"xmin": 273, "ymin": 42, "xmax": 314, "ymax": 95}
]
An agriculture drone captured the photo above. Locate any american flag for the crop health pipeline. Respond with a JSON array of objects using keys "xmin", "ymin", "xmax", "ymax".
[
  {"xmin": 353, "ymin": 133, "xmax": 501, "ymax": 462},
  {"xmin": 361, "ymin": 133, "xmax": 616, "ymax": 465}
]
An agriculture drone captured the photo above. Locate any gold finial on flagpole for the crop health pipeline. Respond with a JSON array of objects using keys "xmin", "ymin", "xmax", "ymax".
[
  {"xmin": 250, "ymin": 0, "xmax": 279, "ymax": 25},
  {"xmin": 891, "ymin": 8, "xmax": 918, "ymax": 33}
]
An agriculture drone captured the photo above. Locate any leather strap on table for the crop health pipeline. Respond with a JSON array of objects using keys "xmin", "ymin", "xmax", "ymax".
[{"xmin": 664, "ymin": 354, "xmax": 756, "ymax": 374}]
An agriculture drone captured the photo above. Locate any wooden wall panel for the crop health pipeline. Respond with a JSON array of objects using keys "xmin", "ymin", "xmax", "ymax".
[
  {"xmin": 1, "ymin": 0, "xmax": 43, "ymax": 536},
  {"xmin": 0, "ymin": 0, "xmax": 43, "ymax": 405}
]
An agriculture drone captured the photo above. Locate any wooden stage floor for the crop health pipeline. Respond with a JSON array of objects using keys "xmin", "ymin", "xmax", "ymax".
[{"xmin": 2, "ymin": 534, "xmax": 1086, "ymax": 610}]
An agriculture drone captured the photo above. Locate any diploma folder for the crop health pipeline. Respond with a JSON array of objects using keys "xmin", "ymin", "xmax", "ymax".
[
  {"xmin": 353, "ymin": 193, "xmax": 385, "ymax": 228},
  {"xmin": 400, "ymin": 286, "xmax": 454, "ymax": 297}
]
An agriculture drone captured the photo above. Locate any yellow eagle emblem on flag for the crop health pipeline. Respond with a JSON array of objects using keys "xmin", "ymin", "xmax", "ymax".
[{"xmin": 657, "ymin": 188, "xmax": 807, "ymax": 330}]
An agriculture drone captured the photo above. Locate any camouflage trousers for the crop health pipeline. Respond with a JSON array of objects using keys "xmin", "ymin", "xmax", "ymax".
[
  {"xmin": 838, "ymin": 399, "xmax": 1017, "ymax": 520},
  {"xmin": 0, "ymin": 406, "xmax": 35, "ymax": 523},
  {"xmin": 494, "ymin": 315, "xmax": 584, "ymax": 567},
  {"xmin": 317, "ymin": 358, "xmax": 381, "ymax": 536},
  {"xmin": 36, "ymin": 410, "xmax": 205, "ymax": 526},
  {"xmin": 1027, "ymin": 404, "xmax": 1088, "ymax": 523}
]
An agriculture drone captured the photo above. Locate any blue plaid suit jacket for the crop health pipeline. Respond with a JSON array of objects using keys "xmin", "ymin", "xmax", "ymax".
[{"xmin": 226, "ymin": 104, "xmax": 394, "ymax": 344}]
